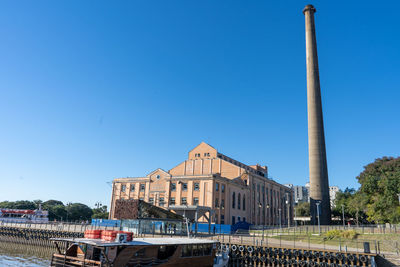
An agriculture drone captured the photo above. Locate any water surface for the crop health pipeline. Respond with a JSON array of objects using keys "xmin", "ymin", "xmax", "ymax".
[{"xmin": 0, "ymin": 242, "xmax": 51, "ymax": 266}]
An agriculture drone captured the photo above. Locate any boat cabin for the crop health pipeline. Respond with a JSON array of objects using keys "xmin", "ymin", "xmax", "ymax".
[{"xmin": 50, "ymin": 237, "xmax": 217, "ymax": 267}]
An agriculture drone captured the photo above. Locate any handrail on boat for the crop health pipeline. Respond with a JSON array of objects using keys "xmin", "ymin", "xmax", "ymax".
[{"xmin": 50, "ymin": 253, "xmax": 102, "ymax": 267}]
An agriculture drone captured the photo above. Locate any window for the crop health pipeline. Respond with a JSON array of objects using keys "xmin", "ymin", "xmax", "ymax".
[
  {"xmin": 159, "ymin": 197, "xmax": 165, "ymax": 207},
  {"xmin": 139, "ymin": 197, "xmax": 144, "ymax": 201},
  {"xmin": 193, "ymin": 197, "xmax": 199, "ymax": 206},
  {"xmin": 232, "ymin": 192, "xmax": 235, "ymax": 209},
  {"xmin": 221, "ymin": 199, "xmax": 225, "ymax": 209},
  {"xmin": 243, "ymin": 217, "xmax": 246, "ymax": 222},
  {"xmin": 244, "ymin": 179, "xmax": 247, "ymax": 185},
  {"xmin": 156, "ymin": 175, "xmax": 161, "ymax": 180},
  {"xmin": 195, "ymin": 153, "xmax": 201, "ymax": 158},
  {"xmin": 121, "ymin": 184, "xmax": 126, "ymax": 192},
  {"xmin": 140, "ymin": 184, "xmax": 145, "ymax": 192},
  {"xmin": 221, "ymin": 184, "xmax": 225, "ymax": 193},
  {"xmin": 238, "ymin": 193, "xmax": 241, "ymax": 210},
  {"xmin": 204, "ymin": 152, "xmax": 210, "ymax": 157},
  {"xmin": 170, "ymin": 197, "xmax": 175, "ymax": 205},
  {"xmin": 215, "ymin": 198, "xmax": 219, "ymax": 208},
  {"xmin": 181, "ymin": 197, "xmax": 187, "ymax": 205},
  {"xmin": 263, "ymin": 187, "xmax": 265, "ymax": 203},
  {"xmin": 149, "ymin": 198, "xmax": 154, "ymax": 204},
  {"xmin": 130, "ymin": 184, "xmax": 135, "ymax": 192},
  {"xmin": 220, "ymin": 215, "xmax": 225, "ymax": 224},
  {"xmin": 216, "ymin": 183, "xmax": 219, "ymax": 192},
  {"xmin": 243, "ymin": 195, "xmax": 246, "ymax": 211},
  {"xmin": 238, "ymin": 216, "xmax": 241, "ymax": 222},
  {"xmin": 232, "ymin": 216, "xmax": 235, "ymax": 225},
  {"xmin": 181, "ymin": 245, "xmax": 192, "ymax": 257},
  {"xmin": 194, "ymin": 183, "xmax": 200, "ymax": 191},
  {"xmin": 171, "ymin": 183, "xmax": 176, "ymax": 191},
  {"xmin": 182, "ymin": 183, "xmax": 187, "ymax": 191}
]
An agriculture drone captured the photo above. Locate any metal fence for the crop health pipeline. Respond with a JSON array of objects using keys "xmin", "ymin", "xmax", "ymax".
[
  {"xmin": 249, "ymin": 224, "xmax": 400, "ymax": 235},
  {"xmin": 0, "ymin": 221, "xmax": 119, "ymax": 232}
]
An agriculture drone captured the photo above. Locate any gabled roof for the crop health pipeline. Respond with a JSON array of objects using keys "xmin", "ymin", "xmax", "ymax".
[
  {"xmin": 188, "ymin": 142, "xmax": 217, "ymax": 154},
  {"xmin": 146, "ymin": 168, "xmax": 170, "ymax": 177}
]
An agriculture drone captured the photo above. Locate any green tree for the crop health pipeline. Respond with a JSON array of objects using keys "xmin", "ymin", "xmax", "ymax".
[
  {"xmin": 0, "ymin": 201, "xmax": 15, "ymax": 208},
  {"xmin": 42, "ymin": 200, "xmax": 66, "ymax": 221},
  {"xmin": 92, "ymin": 205, "xmax": 109, "ymax": 219},
  {"xmin": 357, "ymin": 157, "xmax": 400, "ymax": 223},
  {"xmin": 295, "ymin": 202, "xmax": 310, "ymax": 216},
  {"xmin": 66, "ymin": 203, "xmax": 93, "ymax": 221}
]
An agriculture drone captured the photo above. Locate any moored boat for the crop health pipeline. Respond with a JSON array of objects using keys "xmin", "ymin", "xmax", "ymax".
[{"xmin": 50, "ymin": 233, "xmax": 218, "ymax": 267}]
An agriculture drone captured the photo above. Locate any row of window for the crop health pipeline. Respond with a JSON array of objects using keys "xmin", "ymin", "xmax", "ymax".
[
  {"xmin": 231, "ymin": 192, "xmax": 246, "ymax": 210},
  {"xmin": 215, "ymin": 183, "xmax": 225, "ymax": 192},
  {"xmin": 143, "ymin": 196, "xmax": 203, "ymax": 206},
  {"xmin": 121, "ymin": 184, "xmax": 146, "ymax": 192},
  {"xmin": 194, "ymin": 152, "xmax": 211, "ymax": 157},
  {"xmin": 214, "ymin": 198, "xmax": 225, "ymax": 209},
  {"xmin": 121, "ymin": 181, "xmax": 230, "ymax": 194}
]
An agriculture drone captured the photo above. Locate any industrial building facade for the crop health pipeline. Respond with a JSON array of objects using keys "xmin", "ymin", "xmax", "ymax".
[{"xmin": 109, "ymin": 142, "xmax": 293, "ymax": 225}]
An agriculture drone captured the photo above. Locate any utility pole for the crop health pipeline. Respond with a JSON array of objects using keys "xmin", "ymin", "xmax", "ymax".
[
  {"xmin": 287, "ymin": 202, "xmax": 290, "ymax": 227},
  {"xmin": 342, "ymin": 204, "xmax": 345, "ymax": 228}
]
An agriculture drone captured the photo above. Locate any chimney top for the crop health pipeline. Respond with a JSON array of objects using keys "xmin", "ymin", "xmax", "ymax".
[{"xmin": 303, "ymin": 4, "xmax": 316, "ymax": 15}]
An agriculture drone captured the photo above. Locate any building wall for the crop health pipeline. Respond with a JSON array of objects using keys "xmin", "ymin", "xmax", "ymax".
[{"xmin": 109, "ymin": 142, "xmax": 293, "ymax": 225}]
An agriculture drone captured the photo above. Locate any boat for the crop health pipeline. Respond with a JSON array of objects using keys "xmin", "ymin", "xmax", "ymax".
[
  {"xmin": 50, "ymin": 233, "xmax": 219, "ymax": 267},
  {"xmin": 0, "ymin": 206, "xmax": 48, "ymax": 223}
]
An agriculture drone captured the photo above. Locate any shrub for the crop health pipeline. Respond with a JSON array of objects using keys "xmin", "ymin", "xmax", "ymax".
[
  {"xmin": 341, "ymin": 230, "xmax": 359, "ymax": 239},
  {"xmin": 325, "ymin": 229, "xmax": 342, "ymax": 239},
  {"xmin": 325, "ymin": 229, "xmax": 359, "ymax": 240}
]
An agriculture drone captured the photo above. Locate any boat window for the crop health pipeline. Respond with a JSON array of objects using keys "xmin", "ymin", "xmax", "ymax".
[
  {"xmin": 192, "ymin": 245, "xmax": 200, "ymax": 256},
  {"xmin": 135, "ymin": 248, "xmax": 146, "ymax": 257},
  {"xmin": 92, "ymin": 247, "xmax": 101, "ymax": 261},
  {"xmin": 181, "ymin": 245, "xmax": 192, "ymax": 257},
  {"xmin": 203, "ymin": 244, "xmax": 212, "ymax": 256},
  {"xmin": 158, "ymin": 245, "xmax": 177, "ymax": 260}
]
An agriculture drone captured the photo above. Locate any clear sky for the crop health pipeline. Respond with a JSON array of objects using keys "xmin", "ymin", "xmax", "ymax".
[{"xmin": 0, "ymin": 1, "xmax": 399, "ymax": 208}]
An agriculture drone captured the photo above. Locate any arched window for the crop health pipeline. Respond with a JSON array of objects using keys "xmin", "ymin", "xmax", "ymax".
[
  {"xmin": 243, "ymin": 195, "xmax": 246, "ymax": 211},
  {"xmin": 232, "ymin": 192, "xmax": 235, "ymax": 209},
  {"xmin": 238, "ymin": 193, "xmax": 241, "ymax": 210}
]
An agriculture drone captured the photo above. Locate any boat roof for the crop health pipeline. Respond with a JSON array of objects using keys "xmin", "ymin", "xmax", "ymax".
[{"xmin": 51, "ymin": 237, "xmax": 217, "ymax": 247}]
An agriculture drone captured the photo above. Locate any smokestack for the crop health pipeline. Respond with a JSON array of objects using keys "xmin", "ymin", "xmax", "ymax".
[{"xmin": 303, "ymin": 4, "xmax": 331, "ymax": 225}]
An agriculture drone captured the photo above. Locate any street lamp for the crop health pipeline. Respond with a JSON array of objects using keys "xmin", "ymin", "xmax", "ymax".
[
  {"xmin": 294, "ymin": 201, "xmax": 298, "ymax": 229},
  {"xmin": 316, "ymin": 202, "xmax": 321, "ymax": 235},
  {"xmin": 278, "ymin": 208, "xmax": 282, "ymax": 231},
  {"xmin": 341, "ymin": 204, "xmax": 345, "ymax": 229},
  {"xmin": 264, "ymin": 204, "xmax": 270, "ymax": 240},
  {"xmin": 285, "ymin": 193, "xmax": 290, "ymax": 227}
]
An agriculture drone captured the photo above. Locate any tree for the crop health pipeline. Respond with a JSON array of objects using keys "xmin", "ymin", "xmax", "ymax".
[
  {"xmin": 42, "ymin": 200, "xmax": 66, "ymax": 221},
  {"xmin": 92, "ymin": 205, "xmax": 109, "ymax": 219},
  {"xmin": 295, "ymin": 202, "xmax": 310, "ymax": 217},
  {"xmin": 357, "ymin": 157, "xmax": 400, "ymax": 223},
  {"xmin": 66, "ymin": 203, "xmax": 93, "ymax": 221}
]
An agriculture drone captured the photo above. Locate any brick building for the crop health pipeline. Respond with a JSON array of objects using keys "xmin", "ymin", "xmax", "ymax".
[{"xmin": 109, "ymin": 142, "xmax": 293, "ymax": 226}]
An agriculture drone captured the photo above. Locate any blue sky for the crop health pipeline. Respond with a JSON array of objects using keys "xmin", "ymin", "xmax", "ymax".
[{"xmin": 0, "ymin": 1, "xmax": 399, "ymax": 208}]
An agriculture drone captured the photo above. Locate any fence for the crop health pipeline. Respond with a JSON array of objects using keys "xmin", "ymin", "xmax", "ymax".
[
  {"xmin": 0, "ymin": 221, "xmax": 119, "ymax": 232},
  {"xmin": 249, "ymin": 224, "xmax": 400, "ymax": 235}
]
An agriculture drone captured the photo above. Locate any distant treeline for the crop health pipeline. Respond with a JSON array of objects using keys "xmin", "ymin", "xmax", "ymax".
[
  {"xmin": 295, "ymin": 156, "xmax": 400, "ymax": 224},
  {"xmin": 0, "ymin": 200, "xmax": 108, "ymax": 222}
]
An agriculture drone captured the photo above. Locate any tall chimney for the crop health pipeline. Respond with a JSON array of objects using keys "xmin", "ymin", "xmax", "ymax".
[{"xmin": 303, "ymin": 4, "xmax": 331, "ymax": 225}]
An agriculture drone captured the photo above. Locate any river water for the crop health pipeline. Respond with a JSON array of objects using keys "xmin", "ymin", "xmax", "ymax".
[{"xmin": 0, "ymin": 242, "xmax": 51, "ymax": 266}]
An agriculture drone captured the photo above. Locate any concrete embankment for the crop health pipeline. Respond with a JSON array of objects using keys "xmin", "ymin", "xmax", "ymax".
[{"xmin": 0, "ymin": 225, "xmax": 83, "ymax": 248}]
